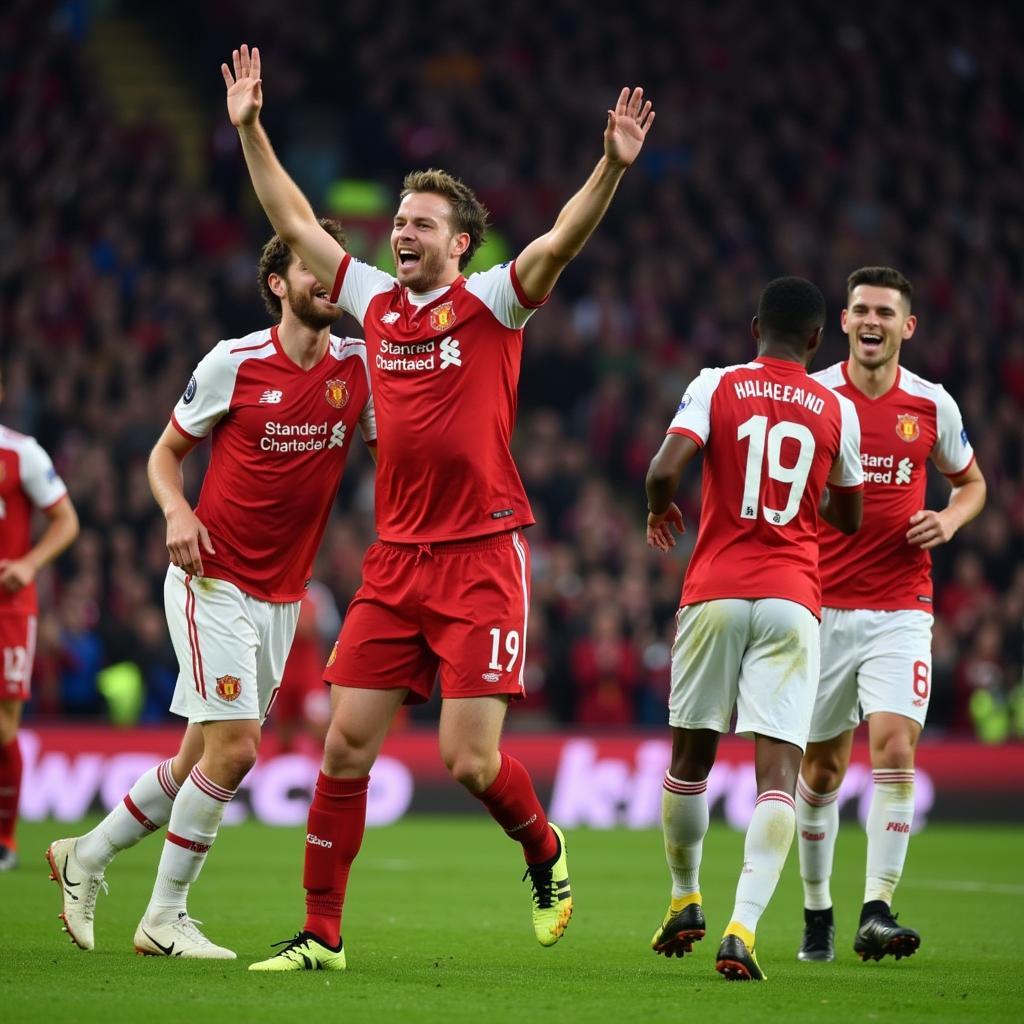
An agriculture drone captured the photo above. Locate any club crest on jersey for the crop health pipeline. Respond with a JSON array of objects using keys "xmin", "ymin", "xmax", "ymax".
[
  {"xmin": 895, "ymin": 413, "xmax": 920, "ymax": 443},
  {"xmin": 325, "ymin": 379, "xmax": 349, "ymax": 409},
  {"xmin": 429, "ymin": 301, "xmax": 456, "ymax": 332},
  {"xmin": 215, "ymin": 675, "xmax": 242, "ymax": 701}
]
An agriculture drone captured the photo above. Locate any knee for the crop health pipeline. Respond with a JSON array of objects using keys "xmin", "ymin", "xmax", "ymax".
[
  {"xmin": 323, "ymin": 721, "xmax": 375, "ymax": 776},
  {"xmin": 871, "ymin": 732, "xmax": 916, "ymax": 770},
  {"xmin": 0, "ymin": 704, "xmax": 19, "ymax": 745},
  {"xmin": 207, "ymin": 735, "xmax": 259, "ymax": 787},
  {"xmin": 801, "ymin": 748, "xmax": 846, "ymax": 794},
  {"xmin": 444, "ymin": 750, "xmax": 494, "ymax": 794}
]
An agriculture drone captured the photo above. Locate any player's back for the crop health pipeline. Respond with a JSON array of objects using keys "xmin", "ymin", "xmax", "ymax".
[{"xmin": 669, "ymin": 356, "xmax": 862, "ymax": 616}]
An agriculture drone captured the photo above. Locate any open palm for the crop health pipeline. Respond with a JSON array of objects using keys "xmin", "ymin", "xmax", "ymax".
[
  {"xmin": 605, "ymin": 87, "xmax": 655, "ymax": 167},
  {"xmin": 221, "ymin": 43, "xmax": 262, "ymax": 127}
]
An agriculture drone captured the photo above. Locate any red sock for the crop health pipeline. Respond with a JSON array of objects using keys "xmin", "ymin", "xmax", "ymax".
[
  {"xmin": 302, "ymin": 772, "xmax": 369, "ymax": 947},
  {"xmin": 0, "ymin": 737, "xmax": 23, "ymax": 848},
  {"xmin": 476, "ymin": 752, "xmax": 557, "ymax": 864}
]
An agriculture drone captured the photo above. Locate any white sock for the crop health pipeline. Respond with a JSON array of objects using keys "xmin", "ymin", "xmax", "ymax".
[
  {"xmin": 727, "ymin": 790, "xmax": 796, "ymax": 940},
  {"xmin": 145, "ymin": 767, "xmax": 234, "ymax": 921},
  {"xmin": 661, "ymin": 773, "xmax": 708, "ymax": 900},
  {"xmin": 76, "ymin": 759, "xmax": 180, "ymax": 873},
  {"xmin": 796, "ymin": 774, "xmax": 840, "ymax": 911},
  {"xmin": 864, "ymin": 768, "xmax": 915, "ymax": 905}
]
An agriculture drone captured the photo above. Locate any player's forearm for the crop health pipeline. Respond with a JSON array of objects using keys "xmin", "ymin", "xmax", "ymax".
[
  {"xmin": 646, "ymin": 463, "xmax": 682, "ymax": 516},
  {"xmin": 26, "ymin": 501, "xmax": 79, "ymax": 571},
  {"xmin": 546, "ymin": 156, "xmax": 627, "ymax": 262},
  {"xmin": 148, "ymin": 443, "xmax": 190, "ymax": 519},
  {"xmin": 237, "ymin": 121, "xmax": 318, "ymax": 243},
  {"xmin": 942, "ymin": 477, "xmax": 987, "ymax": 534}
]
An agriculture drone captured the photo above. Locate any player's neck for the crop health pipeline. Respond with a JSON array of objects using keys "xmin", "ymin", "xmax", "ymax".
[
  {"xmin": 845, "ymin": 356, "xmax": 899, "ymax": 399},
  {"xmin": 277, "ymin": 320, "xmax": 330, "ymax": 370}
]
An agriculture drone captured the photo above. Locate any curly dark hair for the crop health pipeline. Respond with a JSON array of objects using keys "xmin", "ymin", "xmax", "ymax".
[
  {"xmin": 400, "ymin": 169, "xmax": 489, "ymax": 270},
  {"xmin": 257, "ymin": 219, "xmax": 347, "ymax": 318}
]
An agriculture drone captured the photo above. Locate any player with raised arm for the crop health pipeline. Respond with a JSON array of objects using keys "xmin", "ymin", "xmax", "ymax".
[
  {"xmin": 0, "ymin": 365, "xmax": 79, "ymax": 871},
  {"xmin": 645, "ymin": 278, "xmax": 863, "ymax": 982},
  {"xmin": 221, "ymin": 43, "xmax": 654, "ymax": 971},
  {"xmin": 46, "ymin": 224, "xmax": 376, "ymax": 958},
  {"xmin": 795, "ymin": 267, "xmax": 986, "ymax": 964}
]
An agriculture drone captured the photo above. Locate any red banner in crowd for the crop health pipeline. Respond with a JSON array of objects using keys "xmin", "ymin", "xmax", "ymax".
[{"xmin": 17, "ymin": 727, "xmax": 1024, "ymax": 829}]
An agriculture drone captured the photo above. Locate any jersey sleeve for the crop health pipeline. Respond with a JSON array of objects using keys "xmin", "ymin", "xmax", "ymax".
[
  {"xmin": 18, "ymin": 439, "xmax": 68, "ymax": 510},
  {"xmin": 329, "ymin": 254, "xmax": 396, "ymax": 323},
  {"xmin": 666, "ymin": 368, "xmax": 722, "ymax": 447},
  {"xmin": 464, "ymin": 261, "xmax": 547, "ymax": 331},
  {"xmin": 359, "ymin": 388, "xmax": 377, "ymax": 444},
  {"xmin": 930, "ymin": 386, "xmax": 975, "ymax": 477},
  {"xmin": 171, "ymin": 344, "xmax": 236, "ymax": 440},
  {"xmin": 827, "ymin": 393, "xmax": 865, "ymax": 490}
]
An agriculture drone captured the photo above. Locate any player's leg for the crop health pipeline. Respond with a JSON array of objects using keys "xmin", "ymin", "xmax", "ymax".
[
  {"xmin": 438, "ymin": 693, "xmax": 570, "ymax": 946},
  {"xmin": 853, "ymin": 610, "xmax": 930, "ymax": 961},
  {"xmin": 0, "ymin": 612, "xmax": 35, "ymax": 869},
  {"xmin": 717, "ymin": 598, "xmax": 819, "ymax": 981},
  {"xmin": 251, "ymin": 553, "xmax": 419, "ymax": 972},
  {"xmin": 0, "ymin": 697, "xmax": 24, "ymax": 869},
  {"xmin": 653, "ymin": 599, "xmax": 745, "ymax": 958},
  {"xmin": 795, "ymin": 730, "xmax": 853, "ymax": 961},
  {"xmin": 794, "ymin": 606, "xmax": 861, "ymax": 962},
  {"xmin": 47, "ymin": 723, "xmax": 204, "ymax": 951}
]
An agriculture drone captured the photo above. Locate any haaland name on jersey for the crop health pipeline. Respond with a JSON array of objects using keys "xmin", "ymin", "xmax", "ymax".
[{"xmin": 732, "ymin": 378, "xmax": 826, "ymax": 415}]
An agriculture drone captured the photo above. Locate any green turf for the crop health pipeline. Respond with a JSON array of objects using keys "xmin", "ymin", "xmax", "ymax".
[{"xmin": 3, "ymin": 817, "xmax": 1023, "ymax": 1022}]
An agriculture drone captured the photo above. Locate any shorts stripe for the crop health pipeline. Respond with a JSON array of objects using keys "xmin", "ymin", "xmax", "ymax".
[
  {"xmin": 123, "ymin": 794, "xmax": 158, "ymax": 832},
  {"xmin": 797, "ymin": 775, "xmax": 838, "ymax": 806},
  {"xmin": 189, "ymin": 766, "xmax": 234, "ymax": 803},
  {"xmin": 166, "ymin": 831, "xmax": 211, "ymax": 854},
  {"xmin": 755, "ymin": 790, "xmax": 796, "ymax": 811},
  {"xmin": 157, "ymin": 759, "xmax": 180, "ymax": 800},
  {"xmin": 510, "ymin": 531, "xmax": 529, "ymax": 691},
  {"xmin": 663, "ymin": 773, "xmax": 707, "ymax": 795},
  {"xmin": 184, "ymin": 575, "xmax": 206, "ymax": 699}
]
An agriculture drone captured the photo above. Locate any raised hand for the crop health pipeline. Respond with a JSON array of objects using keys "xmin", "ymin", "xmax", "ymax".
[
  {"xmin": 222, "ymin": 43, "xmax": 262, "ymax": 127},
  {"xmin": 605, "ymin": 87, "xmax": 655, "ymax": 167}
]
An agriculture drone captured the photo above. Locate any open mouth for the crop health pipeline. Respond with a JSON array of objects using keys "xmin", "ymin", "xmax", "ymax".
[
  {"xmin": 397, "ymin": 248, "xmax": 421, "ymax": 270},
  {"xmin": 859, "ymin": 332, "xmax": 883, "ymax": 352}
]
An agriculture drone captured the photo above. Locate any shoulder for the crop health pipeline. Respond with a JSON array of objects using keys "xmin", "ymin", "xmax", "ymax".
[
  {"xmin": 896, "ymin": 366, "xmax": 949, "ymax": 404},
  {"xmin": 810, "ymin": 361, "xmax": 846, "ymax": 389},
  {"xmin": 220, "ymin": 328, "xmax": 277, "ymax": 363},
  {"xmin": 0, "ymin": 423, "xmax": 32, "ymax": 449},
  {"xmin": 329, "ymin": 334, "xmax": 370, "ymax": 372},
  {"xmin": 704, "ymin": 360, "xmax": 763, "ymax": 388}
]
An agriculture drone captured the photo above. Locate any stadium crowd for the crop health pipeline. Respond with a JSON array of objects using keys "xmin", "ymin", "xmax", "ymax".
[{"xmin": 1, "ymin": 0, "xmax": 1022, "ymax": 739}]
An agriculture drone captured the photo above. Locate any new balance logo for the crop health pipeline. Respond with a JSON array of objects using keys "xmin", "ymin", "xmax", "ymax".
[
  {"xmin": 801, "ymin": 830, "xmax": 826, "ymax": 841},
  {"xmin": 380, "ymin": 311, "xmax": 400, "ymax": 324},
  {"xmin": 885, "ymin": 821, "xmax": 911, "ymax": 833},
  {"xmin": 328, "ymin": 422, "xmax": 347, "ymax": 449},
  {"xmin": 896, "ymin": 457, "xmax": 913, "ymax": 485},
  {"xmin": 307, "ymin": 833, "xmax": 333, "ymax": 848},
  {"xmin": 439, "ymin": 336, "xmax": 462, "ymax": 369},
  {"xmin": 259, "ymin": 390, "xmax": 284, "ymax": 404}
]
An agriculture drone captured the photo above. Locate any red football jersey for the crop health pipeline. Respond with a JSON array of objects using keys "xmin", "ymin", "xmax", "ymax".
[
  {"xmin": 329, "ymin": 256, "xmax": 544, "ymax": 542},
  {"xmin": 668, "ymin": 356, "xmax": 863, "ymax": 617},
  {"xmin": 812, "ymin": 362, "xmax": 975, "ymax": 611},
  {"xmin": 171, "ymin": 327, "xmax": 375, "ymax": 602},
  {"xmin": 0, "ymin": 425, "xmax": 68, "ymax": 616}
]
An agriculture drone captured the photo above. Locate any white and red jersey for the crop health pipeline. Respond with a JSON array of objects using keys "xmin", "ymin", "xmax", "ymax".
[
  {"xmin": 0, "ymin": 425, "xmax": 68, "ymax": 616},
  {"xmin": 813, "ymin": 361, "xmax": 975, "ymax": 611},
  {"xmin": 171, "ymin": 326, "xmax": 375, "ymax": 602},
  {"xmin": 329, "ymin": 256, "xmax": 543, "ymax": 542},
  {"xmin": 668, "ymin": 356, "xmax": 863, "ymax": 617}
]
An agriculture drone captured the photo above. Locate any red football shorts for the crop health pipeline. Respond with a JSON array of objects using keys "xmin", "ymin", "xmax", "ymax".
[
  {"xmin": 0, "ymin": 613, "xmax": 37, "ymax": 701},
  {"xmin": 326, "ymin": 530, "xmax": 531, "ymax": 704}
]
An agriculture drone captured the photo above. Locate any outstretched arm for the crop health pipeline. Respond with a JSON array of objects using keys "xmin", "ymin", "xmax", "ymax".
[
  {"xmin": 514, "ymin": 87, "xmax": 654, "ymax": 304},
  {"xmin": 222, "ymin": 44, "xmax": 345, "ymax": 290}
]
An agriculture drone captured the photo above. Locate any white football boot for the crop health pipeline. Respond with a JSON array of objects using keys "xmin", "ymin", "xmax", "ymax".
[
  {"xmin": 46, "ymin": 837, "xmax": 107, "ymax": 951},
  {"xmin": 134, "ymin": 912, "xmax": 237, "ymax": 959}
]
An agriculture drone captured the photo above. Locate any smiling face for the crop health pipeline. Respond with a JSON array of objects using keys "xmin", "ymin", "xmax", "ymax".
[
  {"xmin": 390, "ymin": 191, "xmax": 469, "ymax": 293},
  {"xmin": 841, "ymin": 283, "xmax": 917, "ymax": 372},
  {"xmin": 276, "ymin": 255, "xmax": 342, "ymax": 330}
]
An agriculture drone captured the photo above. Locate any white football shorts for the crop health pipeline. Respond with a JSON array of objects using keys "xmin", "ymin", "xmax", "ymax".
[
  {"xmin": 668, "ymin": 597, "xmax": 820, "ymax": 750},
  {"xmin": 808, "ymin": 607, "xmax": 934, "ymax": 741},
  {"xmin": 164, "ymin": 565, "xmax": 301, "ymax": 724}
]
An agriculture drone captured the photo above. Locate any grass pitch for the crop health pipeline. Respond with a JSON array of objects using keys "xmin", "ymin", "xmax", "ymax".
[{"xmin": 3, "ymin": 817, "xmax": 1022, "ymax": 1023}]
